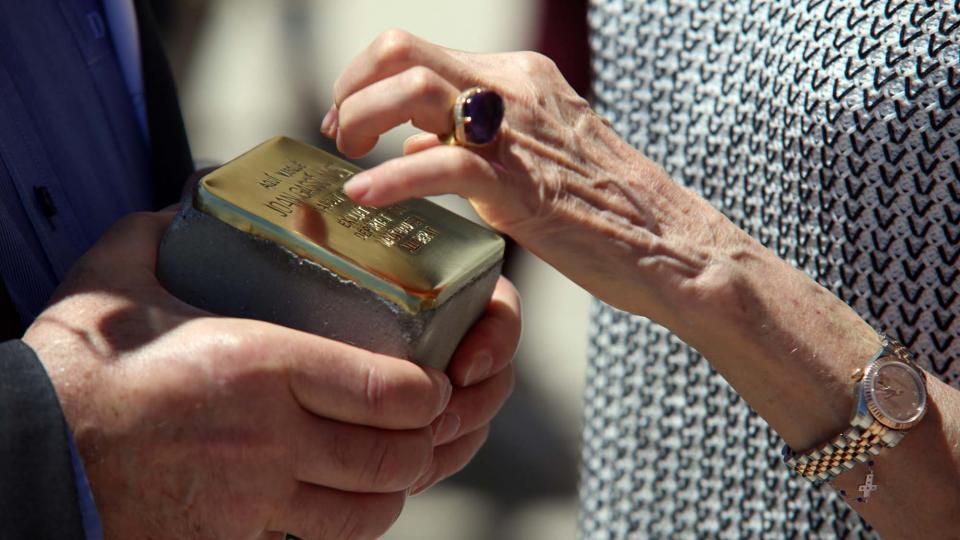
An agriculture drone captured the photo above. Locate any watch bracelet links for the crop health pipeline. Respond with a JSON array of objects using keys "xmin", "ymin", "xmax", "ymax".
[
  {"xmin": 782, "ymin": 420, "xmax": 889, "ymax": 485},
  {"xmin": 883, "ymin": 334, "xmax": 920, "ymax": 370},
  {"xmin": 781, "ymin": 335, "xmax": 913, "ymax": 485}
]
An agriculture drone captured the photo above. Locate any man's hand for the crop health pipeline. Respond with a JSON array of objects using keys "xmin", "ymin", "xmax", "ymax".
[
  {"xmin": 411, "ymin": 277, "xmax": 520, "ymax": 495},
  {"xmin": 22, "ymin": 210, "xmax": 519, "ymax": 539}
]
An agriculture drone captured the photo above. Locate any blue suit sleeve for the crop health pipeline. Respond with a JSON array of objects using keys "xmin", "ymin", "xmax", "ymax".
[{"xmin": 0, "ymin": 339, "xmax": 88, "ymax": 538}]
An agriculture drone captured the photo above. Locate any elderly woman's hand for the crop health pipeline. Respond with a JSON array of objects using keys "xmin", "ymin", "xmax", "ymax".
[
  {"xmin": 326, "ymin": 30, "xmax": 960, "ymax": 540},
  {"xmin": 323, "ymin": 30, "xmax": 743, "ymax": 325}
]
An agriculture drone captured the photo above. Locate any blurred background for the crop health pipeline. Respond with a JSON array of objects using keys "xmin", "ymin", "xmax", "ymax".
[{"xmin": 152, "ymin": 1, "xmax": 594, "ymax": 538}]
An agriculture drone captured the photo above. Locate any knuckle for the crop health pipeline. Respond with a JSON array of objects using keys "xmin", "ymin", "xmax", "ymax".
[
  {"xmin": 362, "ymin": 364, "xmax": 387, "ymax": 416},
  {"xmin": 448, "ymin": 148, "xmax": 479, "ymax": 175},
  {"xmin": 336, "ymin": 97, "xmax": 361, "ymax": 134},
  {"xmin": 454, "ymin": 150, "xmax": 492, "ymax": 185},
  {"xmin": 381, "ymin": 158, "xmax": 422, "ymax": 195},
  {"xmin": 375, "ymin": 29, "xmax": 416, "ymax": 67},
  {"xmin": 330, "ymin": 430, "xmax": 355, "ymax": 471},
  {"xmin": 332, "ymin": 76, "xmax": 348, "ymax": 105},
  {"xmin": 406, "ymin": 428, "xmax": 435, "ymax": 479},
  {"xmin": 358, "ymin": 430, "xmax": 431, "ymax": 489},
  {"xmin": 377, "ymin": 159, "xmax": 402, "ymax": 181},
  {"xmin": 422, "ymin": 376, "xmax": 452, "ymax": 423},
  {"xmin": 360, "ymin": 364, "xmax": 447, "ymax": 428},
  {"xmin": 361, "ymin": 436, "xmax": 400, "ymax": 487},
  {"xmin": 406, "ymin": 396, "xmax": 440, "ymax": 428},
  {"xmin": 406, "ymin": 384, "xmax": 446, "ymax": 428},
  {"xmin": 516, "ymin": 51, "xmax": 557, "ymax": 75},
  {"xmin": 405, "ymin": 67, "xmax": 443, "ymax": 101}
]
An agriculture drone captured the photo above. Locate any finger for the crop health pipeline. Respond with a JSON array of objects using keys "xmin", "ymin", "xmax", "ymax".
[
  {"xmin": 320, "ymin": 103, "xmax": 339, "ymax": 138},
  {"xmin": 281, "ymin": 327, "xmax": 453, "ymax": 429},
  {"xmin": 430, "ymin": 366, "xmax": 514, "ymax": 446},
  {"xmin": 446, "ymin": 277, "xmax": 522, "ymax": 387},
  {"xmin": 51, "ymin": 210, "xmax": 190, "ymax": 308},
  {"xmin": 292, "ymin": 413, "xmax": 433, "ymax": 493},
  {"xmin": 71, "ymin": 211, "xmax": 176, "ymax": 287},
  {"xmin": 410, "ymin": 426, "xmax": 490, "ymax": 495},
  {"xmin": 342, "ymin": 145, "xmax": 500, "ymax": 207},
  {"xmin": 403, "ymin": 133, "xmax": 442, "ymax": 155},
  {"xmin": 333, "ymin": 29, "xmax": 468, "ymax": 108},
  {"xmin": 96, "ymin": 211, "xmax": 175, "ymax": 262},
  {"xmin": 267, "ymin": 482, "xmax": 405, "ymax": 540},
  {"xmin": 336, "ymin": 67, "xmax": 459, "ymax": 158}
]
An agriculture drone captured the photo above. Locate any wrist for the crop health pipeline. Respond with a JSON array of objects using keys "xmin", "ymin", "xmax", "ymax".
[
  {"xmin": 658, "ymin": 219, "xmax": 882, "ymax": 449},
  {"xmin": 22, "ymin": 308, "xmax": 107, "ymax": 458},
  {"xmin": 599, "ymin": 160, "xmax": 886, "ymax": 449}
]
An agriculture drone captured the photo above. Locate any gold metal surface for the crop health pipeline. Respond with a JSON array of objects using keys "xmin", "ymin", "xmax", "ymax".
[
  {"xmin": 195, "ymin": 136, "xmax": 504, "ymax": 313},
  {"xmin": 788, "ymin": 421, "xmax": 889, "ymax": 482}
]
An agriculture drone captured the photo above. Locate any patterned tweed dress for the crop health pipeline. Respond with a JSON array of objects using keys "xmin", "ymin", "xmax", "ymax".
[{"xmin": 580, "ymin": 1, "xmax": 960, "ymax": 538}]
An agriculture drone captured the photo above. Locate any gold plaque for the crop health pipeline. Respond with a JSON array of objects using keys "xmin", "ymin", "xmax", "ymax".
[{"xmin": 195, "ymin": 136, "xmax": 505, "ymax": 313}]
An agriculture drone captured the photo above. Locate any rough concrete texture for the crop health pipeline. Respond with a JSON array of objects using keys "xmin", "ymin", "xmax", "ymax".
[{"xmin": 156, "ymin": 200, "xmax": 502, "ymax": 371}]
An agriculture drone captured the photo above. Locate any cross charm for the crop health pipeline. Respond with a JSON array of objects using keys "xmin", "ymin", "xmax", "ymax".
[{"xmin": 857, "ymin": 472, "xmax": 878, "ymax": 501}]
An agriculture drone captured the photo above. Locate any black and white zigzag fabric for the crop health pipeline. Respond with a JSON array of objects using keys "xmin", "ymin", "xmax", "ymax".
[{"xmin": 581, "ymin": 1, "xmax": 960, "ymax": 537}]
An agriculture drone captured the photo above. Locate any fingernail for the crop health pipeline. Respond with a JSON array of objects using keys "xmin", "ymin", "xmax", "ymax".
[
  {"xmin": 409, "ymin": 462, "xmax": 437, "ymax": 496},
  {"xmin": 462, "ymin": 352, "xmax": 493, "ymax": 386},
  {"xmin": 320, "ymin": 104, "xmax": 338, "ymax": 137},
  {"xmin": 441, "ymin": 376, "xmax": 453, "ymax": 409},
  {"xmin": 343, "ymin": 173, "xmax": 371, "ymax": 201},
  {"xmin": 431, "ymin": 413, "xmax": 461, "ymax": 445}
]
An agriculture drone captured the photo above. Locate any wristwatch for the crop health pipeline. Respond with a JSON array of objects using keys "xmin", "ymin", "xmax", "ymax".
[{"xmin": 782, "ymin": 335, "xmax": 928, "ymax": 484}]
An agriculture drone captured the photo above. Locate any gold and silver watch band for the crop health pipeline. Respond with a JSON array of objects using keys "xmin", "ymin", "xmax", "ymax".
[{"xmin": 781, "ymin": 419, "xmax": 900, "ymax": 484}]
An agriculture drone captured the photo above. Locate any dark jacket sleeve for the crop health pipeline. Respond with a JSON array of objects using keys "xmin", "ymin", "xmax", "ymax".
[{"xmin": 0, "ymin": 340, "xmax": 84, "ymax": 538}]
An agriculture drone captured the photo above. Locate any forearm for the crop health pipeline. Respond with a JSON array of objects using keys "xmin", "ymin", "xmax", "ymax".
[
  {"xmin": 322, "ymin": 29, "xmax": 959, "ymax": 535},
  {"xmin": 569, "ymin": 138, "xmax": 960, "ymax": 536},
  {"xmin": 539, "ymin": 128, "xmax": 879, "ymax": 444},
  {"xmin": 672, "ymin": 230, "xmax": 960, "ymax": 536}
]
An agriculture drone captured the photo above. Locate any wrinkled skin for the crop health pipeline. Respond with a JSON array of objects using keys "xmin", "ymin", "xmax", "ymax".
[{"xmin": 323, "ymin": 29, "xmax": 735, "ymax": 327}]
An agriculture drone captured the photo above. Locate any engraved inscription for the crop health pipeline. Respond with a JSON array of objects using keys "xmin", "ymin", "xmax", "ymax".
[
  {"xmin": 398, "ymin": 225, "xmax": 439, "ymax": 253},
  {"xmin": 256, "ymin": 158, "xmax": 440, "ymax": 254},
  {"xmin": 314, "ymin": 191, "xmax": 348, "ymax": 213}
]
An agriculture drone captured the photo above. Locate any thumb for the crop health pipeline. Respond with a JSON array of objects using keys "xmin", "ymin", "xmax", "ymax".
[{"xmin": 86, "ymin": 210, "xmax": 176, "ymax": 272}]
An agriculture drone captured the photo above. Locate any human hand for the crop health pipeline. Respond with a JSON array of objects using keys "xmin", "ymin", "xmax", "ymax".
[
  {"xmin": 324, "ymin": 30, "xmax": 736, "ymax": 322},
  {"xmin": 23, "ymin": 211, "xmax": 454, "ymax": 539},
  {"xmin": 409, "ymin": 277, "xmax": 521, "ymax": 495}
]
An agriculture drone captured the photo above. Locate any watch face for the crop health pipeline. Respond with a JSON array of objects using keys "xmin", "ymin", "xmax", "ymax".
[{"xmin": 871, "ymin": 362, "xmax": 926, "ymax": 426}]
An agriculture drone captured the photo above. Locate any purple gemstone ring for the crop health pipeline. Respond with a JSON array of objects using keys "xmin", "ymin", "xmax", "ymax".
[{"xmin": 447, "ymin": 87, "xmax": 504, "ymax": 147}]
